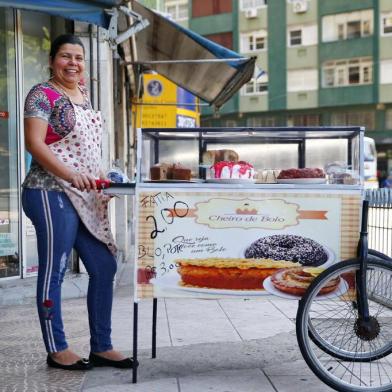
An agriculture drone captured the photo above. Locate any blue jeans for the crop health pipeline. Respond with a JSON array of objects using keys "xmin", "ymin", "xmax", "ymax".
[{"xmin": 22, "ymin": 189, "xmax": 117, "ymax": 353}]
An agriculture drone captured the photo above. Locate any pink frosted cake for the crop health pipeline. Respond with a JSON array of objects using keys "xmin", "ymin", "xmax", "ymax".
[{"xmin": 211, "ymin": 161, "xmax": 255, "ymax": 179}]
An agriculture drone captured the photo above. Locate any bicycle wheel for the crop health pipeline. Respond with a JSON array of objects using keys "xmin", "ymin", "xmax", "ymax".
[
  {"xmin": 308, "ymin": 256, "xmax": 392, "ymax": 361},
  {"xmin": 296, "ymin": 259, "xmax": 392, "ymax": 392}
]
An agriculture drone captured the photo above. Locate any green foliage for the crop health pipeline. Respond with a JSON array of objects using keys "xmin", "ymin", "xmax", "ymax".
[{"xmin": 23, "ymin": 33, "xmax": 51, "ymax": 87}]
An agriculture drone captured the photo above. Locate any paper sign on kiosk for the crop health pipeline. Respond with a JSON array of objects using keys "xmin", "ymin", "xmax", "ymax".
[{"xmin": 195, "ymin": 198, "xmax": 301, "ymax": 230}]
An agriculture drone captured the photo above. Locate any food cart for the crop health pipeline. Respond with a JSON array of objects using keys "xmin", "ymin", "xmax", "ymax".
[{"xmin": 108, "ymin": 126, "xmax": 365, "ymax": 385}]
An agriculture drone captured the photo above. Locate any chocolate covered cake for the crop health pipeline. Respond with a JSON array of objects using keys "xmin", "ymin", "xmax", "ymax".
[{"xmin": 245, "ymin": 234, "xmax": 328, "ymax": 267}]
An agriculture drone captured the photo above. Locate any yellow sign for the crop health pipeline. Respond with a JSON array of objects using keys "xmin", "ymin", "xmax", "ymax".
[{"xmin": 132, "ymin": 74, "xmax": 199, "ymax": 128}]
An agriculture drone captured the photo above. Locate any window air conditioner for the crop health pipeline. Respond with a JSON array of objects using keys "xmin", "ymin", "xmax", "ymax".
[
  {"xmin": 292, "ymin": 0, "xmax": 308, "ymax": 14},
  {"xmin": 244, "ymin": 9, "xmax": 258, "ymax": 19}
]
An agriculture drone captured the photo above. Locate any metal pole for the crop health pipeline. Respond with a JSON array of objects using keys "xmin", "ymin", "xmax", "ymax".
[
  {"xmin": 89, "ymin": 24, "xmax": 95, "ymax": 109},
  {"xmin": 97, "ymin": 26, "xmax": 101, "ymax": 110},
  {"xmin": 132, "ymin": 101, "xmax": 209, "ymax": 107},
  {"xmin": 125, "ymin": 57, "xmax": 250, "ymax": 65},
  {"xmin": 152, "ymin": 298, "xmax": 157, "ymax": 358},
  {"xmin": 14, "ymin": 9, "xmax": 26, "ymax": 278},
  {"xmin": 132, "ymin": 301, "xmax": 138, "ymax": 383}
]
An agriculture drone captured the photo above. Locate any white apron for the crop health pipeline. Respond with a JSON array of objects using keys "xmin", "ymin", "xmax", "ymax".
[{"xmin": 48, "ymin": 101, "xmax": 117, "ymax": 256}]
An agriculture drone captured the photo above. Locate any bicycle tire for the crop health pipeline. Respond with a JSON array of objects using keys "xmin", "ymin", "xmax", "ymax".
[
  {"xmin": 297, "ymin": 259, "xmax": 392, "ymax": 392},
  {"xmin": 369, "ymin": 249, "xmax": 392, "ymax": 263},
  {"xmin": 308, "ymin": 256, "xmax": 392, "ymax": 361}
]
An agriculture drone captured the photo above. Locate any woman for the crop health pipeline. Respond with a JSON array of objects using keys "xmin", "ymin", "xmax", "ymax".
[{"xmin": 22, "ymin": 34, "xmax": 135, "ymax": 370}]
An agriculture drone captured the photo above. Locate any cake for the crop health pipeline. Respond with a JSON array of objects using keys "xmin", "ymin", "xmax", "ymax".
[
  {"xmin": 150, "ymin": 163, "xmax": 191, "ymax": 180},
  {"xmin": 270, "ymin": 267, "xmax": 340, "ymax": 296},
  {"xmin": 176, "ymin": 257, "xmax": 298, "ymax": 290},
  {"xmin": 244, "ymin": 234, "xmax": 329, "ymax": 267},
  {"xmin": 329, "ymin": 172, "xmax": 358, "ymax": 185},
  {"xmin": 202, "ymin": 149, "xmax": 239, "ymax": 165},
  {"xmin": 257, "ymin": 169, "xmax": 280, "ymax": 183},
  {"xmin": 277, "ymin": 168, "xmax": 325, "ymax": 179},
  {"xmin": 211, "ymin": 161, "xmax": 255, "ymax": 179},
  {"xmin": 172, "ymin": 164, "xmax": 191, "ymax": 180},
  {"xmin": 150, "ymin": 163, "xmax": 170, "ymax": 180}
]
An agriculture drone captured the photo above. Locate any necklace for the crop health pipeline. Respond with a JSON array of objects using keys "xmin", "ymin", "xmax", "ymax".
[{"xmin": 49, "ymin": 80, "xmax": 83, "ymax": 104}]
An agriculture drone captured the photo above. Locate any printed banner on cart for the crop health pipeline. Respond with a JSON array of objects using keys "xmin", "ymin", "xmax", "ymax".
[{"xmin": 135, "ymin": 189, "xmax": 361, "ymax": 300}]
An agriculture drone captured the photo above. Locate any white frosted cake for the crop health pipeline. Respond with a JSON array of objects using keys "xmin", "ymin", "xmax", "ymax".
[{"xmin": 211, "ymin": 161, "xmax": 255, "ymax": 179}]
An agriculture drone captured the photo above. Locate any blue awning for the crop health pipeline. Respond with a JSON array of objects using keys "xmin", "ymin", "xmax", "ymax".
[
  {"xmin": 129, "ymin": 1, "xmax": 256, "ymax": 108},
  {"xmin": 0, "ymin": 0, "xmax": 122, "ymax": 28}
]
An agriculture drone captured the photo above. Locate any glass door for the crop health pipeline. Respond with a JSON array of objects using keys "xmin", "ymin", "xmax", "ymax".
[
  {"xmin": 0, "ymin": 9, "xmax": 20, "ymax": 278},
  {"xmin": 21, "ymin": 11, "xmax": 66, "ymax": 275}
]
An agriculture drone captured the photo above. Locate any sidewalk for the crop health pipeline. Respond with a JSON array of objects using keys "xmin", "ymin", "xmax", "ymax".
[{"xmin": 0, "ymin": 261, "xmax": 333, "ymax": 392}]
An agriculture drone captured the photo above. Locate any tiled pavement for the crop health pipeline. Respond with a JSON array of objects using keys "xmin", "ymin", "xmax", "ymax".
[{"xmin": 0, "ymin": 263, "xmax": 333, "ymax": 392}]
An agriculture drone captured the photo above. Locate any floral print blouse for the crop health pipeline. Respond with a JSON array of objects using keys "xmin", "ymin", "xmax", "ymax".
[{"xmin": 23, "ymin": 81, "xmax": 91, "ymax": 191}]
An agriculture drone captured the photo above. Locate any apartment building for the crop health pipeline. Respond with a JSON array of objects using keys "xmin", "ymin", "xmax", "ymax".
[{"xmin": 140, "ymin": 0, "xmax": 392, "ymax": 177}]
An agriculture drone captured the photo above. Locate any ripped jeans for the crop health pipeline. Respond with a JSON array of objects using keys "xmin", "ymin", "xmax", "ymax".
[{"xmin": 22, "ymin": 189, "xmax": 117, "ymax": 353}]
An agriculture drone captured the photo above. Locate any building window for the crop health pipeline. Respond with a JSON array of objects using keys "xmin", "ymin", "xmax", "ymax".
[
  {"xmin": 225, "ymin": 120, "xmax": 238, "ymax": 127},
  {"xmin": 322, "ymin": 58, "xmax": 373, "ymax": 87},
  {"xmin": 331, "ymin": 111, "xmax": 375, "ymax": 130},
  {"xmin": 322, "ymin": 10, "xmax": 373, "ymax": 42},
  {"xmin": 337, "ymin": 24, "xmax": 344, "ymax": 40},
  {"xmin": 287, "ymin": 69, "xmax": 318, "ymax": 92},
  {"xmin": 240, "ymin": 0, "xmax": 267, "ymax": 11},
  {"xmin": 348, "ymin": 64, "xmax": 360, "ymax": 84},
  {"xmin": 347, "ymin": 20, "xmax": 361, "ymax": 39},
  {"xmin": 347, "ymin": 111, "xmax": 374, "ymax": 129},
  {"xmin": 204, "ymin": 32, "xmax": 233, "ymax": 49},
  {"xmin": 287, "ymin": 24, "xmax": 317, "ymax": 47},
  {"xmin": 363, "ymin": 20, "xmax": 371, "ymax": 36},
  {"xmin": 242, "ymin": 72, "xmax": 268, "ymax": 95},
  {"xmin": 240, "ymin": 30, "xmax": 267, "ymax": 52},
  {"xmin": 247, "ymin": 116, "xmax": 276, "ymax": 127},
  {"xmin": 192, "ymin": 0, "xmax": 232, "ymax": 17},
  {"xmin": 287, "ymin": 114, "xmax": 320, "ymax": 127},
  {"xmin": 290, "ymin": 30, "xmax": 302, "ymax": 46},
  {"xmin": 380, "ymin": 60, "xmax": 392, "ymax": 84},
  {"xmin": 164, "ymin": 0, "xmax": 188, "ymax": 21},
  {"xmin": 324, "ymin": 68, "xmax": 334, "ymax": 87},
  {"xmin": 381, "ymin": 12, "xmax": 392, "ymax": 36}
]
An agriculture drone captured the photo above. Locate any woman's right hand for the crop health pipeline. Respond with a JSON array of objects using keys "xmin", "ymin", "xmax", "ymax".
[{"xmin": 68, "ymin": 172, "xmax": 97, "ymax": 192}]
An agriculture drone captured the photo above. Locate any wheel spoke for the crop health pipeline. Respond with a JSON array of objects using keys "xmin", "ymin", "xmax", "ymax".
[{"xmin": 297, "ymin": 260, "xmax": 392, "ymax": 391}]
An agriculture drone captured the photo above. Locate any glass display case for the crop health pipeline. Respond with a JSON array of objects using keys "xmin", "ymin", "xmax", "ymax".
[{"xmin": 136, "ymin": 127, "xmax": 364, "ymax": 188}]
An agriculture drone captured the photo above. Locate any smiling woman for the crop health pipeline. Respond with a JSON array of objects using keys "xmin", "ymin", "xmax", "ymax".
[{"xmin": 21, "ymin": 34, "xmax": 136, "ymax": 371}]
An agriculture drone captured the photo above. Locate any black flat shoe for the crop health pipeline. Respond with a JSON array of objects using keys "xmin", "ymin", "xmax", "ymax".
[
  {"xmin": 89, "ymin": 352, "xmax": 139, "ymax": 369},
  {"xmin": 47, "ymin": 354, "xmax": 93, "ymax": 370}
]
